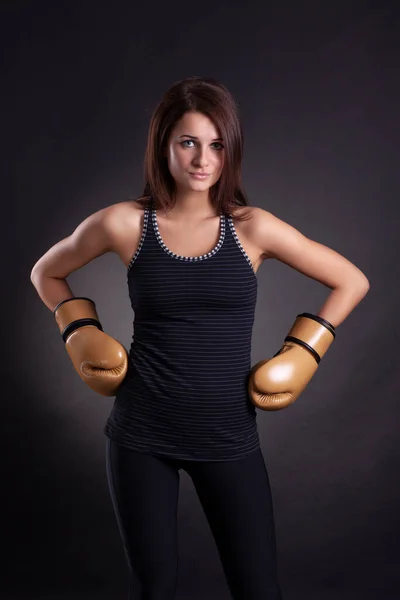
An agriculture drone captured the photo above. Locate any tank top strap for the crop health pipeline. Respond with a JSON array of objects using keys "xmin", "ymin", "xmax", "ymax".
[
  {"xmin": 138, "ymin": 198, "xmax": 253, "ymax": 275},
  {"xmin": 143, "ymin": 199, "xmax": 228, "ymax": 264}
]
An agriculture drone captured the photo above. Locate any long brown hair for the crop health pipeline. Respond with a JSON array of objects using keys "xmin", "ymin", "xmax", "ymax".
[{"xmin": 134, "ymin": 76, "xmax": 253, "ymax": 222}]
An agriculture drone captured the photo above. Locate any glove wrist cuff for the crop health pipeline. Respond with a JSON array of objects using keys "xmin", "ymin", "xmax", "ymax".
[
  {"xmin": 53, "ymin": 297, "xmax": 102, "ymax": 342},
  {"xmin": 286, "ymin": 312, "xmax": 336, "ymax": 363}
]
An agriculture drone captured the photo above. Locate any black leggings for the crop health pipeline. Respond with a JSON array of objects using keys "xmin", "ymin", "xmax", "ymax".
[{"xmin": 106, "ymin": 439, "xmax": 283, "ymax": 600}]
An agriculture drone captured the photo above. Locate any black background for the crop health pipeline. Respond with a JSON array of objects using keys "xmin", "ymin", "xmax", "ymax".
[{"xmin": 2, "ymin": 1, "xmax": 399, "ymax": 598}]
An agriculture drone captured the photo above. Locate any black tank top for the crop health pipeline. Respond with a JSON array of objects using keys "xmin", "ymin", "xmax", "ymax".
[{"xmin": 104, "ymin": 199, "xmax": 261, "ymax": 461}]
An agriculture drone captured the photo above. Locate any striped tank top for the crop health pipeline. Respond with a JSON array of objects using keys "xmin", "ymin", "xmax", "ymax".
[{"xmin": 104, "ymin": 199, "xmax": 261, "ymax": 461}]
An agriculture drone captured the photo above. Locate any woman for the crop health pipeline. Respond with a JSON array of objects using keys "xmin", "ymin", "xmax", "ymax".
[{"xmin": 30, "ymin": 76, "xmax": 370, "ymax": 600}]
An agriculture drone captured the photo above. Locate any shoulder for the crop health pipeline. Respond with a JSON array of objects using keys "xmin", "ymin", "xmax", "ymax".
[
  {"xmin": 229, "ymin": 205, "xmax": 258, "ymax": 227},
  {"xmin": 97, "ymin": 198, "xmax": 149, "ymax": 253},
  {"xmin": 105, "ymin": 197, "xmax": 148, "ymax": 217},
  {"xmin": 232, "ymin": 205, "xmax": 300, "ymax": 260},
  {"xmin": 230, "ymin": 204, "xmax": 271, "ymax": 234},
  {"xmin": 103, "ymin": 197, "xmax": 148, "ymax": 229},
  {"xmin": 230, "ymin": 205, "xmax": 271, "ymax": 224}
]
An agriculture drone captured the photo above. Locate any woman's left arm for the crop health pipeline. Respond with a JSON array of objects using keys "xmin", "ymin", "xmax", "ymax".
[{"xmin": 250, "ymin": 207, "xmax": 370, "ymax": 328}]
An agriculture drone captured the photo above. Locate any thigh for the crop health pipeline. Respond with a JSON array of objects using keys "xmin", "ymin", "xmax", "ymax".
[
  {"xmin": 188, "ymin": 449, "xmax": 283, "ymax": 600},
  {"xmin": 106, "ymin": 440, "xmax": 180, "ymax": 592}
]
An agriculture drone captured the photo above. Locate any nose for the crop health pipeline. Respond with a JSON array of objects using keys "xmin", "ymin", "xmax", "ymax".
[{"xmin": 194, "ymin": 146, "xmax": 209, "ymax": 167}]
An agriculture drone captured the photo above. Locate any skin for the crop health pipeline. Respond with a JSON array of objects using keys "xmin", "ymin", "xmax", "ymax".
[
  {"xmin": 163, "ymin": 110, "xmax": 225, "ymax": 220},
  {"xmin": 31, "ymin": 110, "xmax": 370, "ymax": 327}
]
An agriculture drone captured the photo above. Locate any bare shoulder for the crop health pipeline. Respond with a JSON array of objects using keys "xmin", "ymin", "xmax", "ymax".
[
  {"xmin": 232, "ymin": 205, "xmax": 311, "ymax": 261},
  {"xmin": 103, "ymin": 198, "xmax": 148, "ymax": 267},
  {"xmin": 230, "ymin": 205, "xmax": 275, "ymax": 259},
  {"xmin": 236, "ymin": 205, "xmax": 299, "ymax": 260},
  {"xmin": 230, "ymin": 204, "xmax": 259, "ymax": 227},
  {"xmin": 100, "ymin": 198, "xmax": 143, "ymax": 234},
  {"xmin": 105, "ymin": 198, "xmax": 144, "ymax": 221}
]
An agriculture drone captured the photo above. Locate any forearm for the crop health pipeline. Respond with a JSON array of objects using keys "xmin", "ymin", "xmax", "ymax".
[
  {"xmin": 316, "ymin": 281, "xmax": 370, "ymax": 329},
  {"xmin": 30, "ymin": 271, "xmax": 75, "ymax": 312}
]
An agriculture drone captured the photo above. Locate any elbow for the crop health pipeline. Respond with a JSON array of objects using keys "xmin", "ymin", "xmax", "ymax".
[
  {"xmin": 30, "ymin": 265, "xmax": 43, "ymax": 284},
  {"xmin": 354, "ymin": 276, "xmax": 370, "ymax": 300},
  {"xmin": 360, "ymin": 275, "xmax": 370, "ymax": 292},
  {"xmin": 351, "ymin": 269, "xmax": 370, "ymax": 294},
  {"xmin": 30, "ymin": 266, "xmax": 38, "ymax": 282},
  {"xmin": 337, "ymin": 274, "xmax": 370, "ymax": 298}
]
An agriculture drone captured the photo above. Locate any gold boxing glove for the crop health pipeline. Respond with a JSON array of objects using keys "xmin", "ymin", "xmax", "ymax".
[
  {"xmin": 248, "ymin": 313, "xmax": 335, "ymax": 411},
  {"xmin": 53, "ymin": 297, "xmax": 128, "ymax": 396}
]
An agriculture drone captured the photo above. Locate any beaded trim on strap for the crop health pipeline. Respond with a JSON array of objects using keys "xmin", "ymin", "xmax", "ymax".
[
  {"xmin": 127, "ymin": 207, "xmax": 150, "ymax": 272},
  {"xmin": 152, "ymin": 209, "xmax": 226, "ymax": 262}
]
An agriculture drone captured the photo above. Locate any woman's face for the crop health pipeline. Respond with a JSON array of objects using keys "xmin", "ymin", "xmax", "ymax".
[{"xmin": 165, "ymin": 111, "xmax": 225, "ymax": 193}]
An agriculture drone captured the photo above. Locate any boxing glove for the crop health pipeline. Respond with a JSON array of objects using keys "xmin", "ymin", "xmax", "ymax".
[
  {"xmin": 248, "ymin": 313, "xmax": 335, "ymax": 411},
  {"xmin": 53, "ymin": 297, "xmax": 128, "ymax": 396}
]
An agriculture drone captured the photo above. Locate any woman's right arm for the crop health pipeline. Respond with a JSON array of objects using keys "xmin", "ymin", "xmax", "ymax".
[{"xmin": 30, "ymin": 204, "xmax": 122, "ymax": 312}]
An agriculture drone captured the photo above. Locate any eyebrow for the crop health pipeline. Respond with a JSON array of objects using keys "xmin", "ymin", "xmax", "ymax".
[{"xmin": 178, "ymin": 134, "xmax": 223, "ymax": 142}]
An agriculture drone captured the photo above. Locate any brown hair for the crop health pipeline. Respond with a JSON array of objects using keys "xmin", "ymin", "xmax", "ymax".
[{"xmin": 133, "ymin": 76, "xmax": 253, "ymax": 222}]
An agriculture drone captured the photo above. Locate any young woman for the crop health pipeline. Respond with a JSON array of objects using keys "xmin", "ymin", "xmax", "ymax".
[{"xmin": 31, "ymin": 76, "xmax": 370, "ymax": 600}]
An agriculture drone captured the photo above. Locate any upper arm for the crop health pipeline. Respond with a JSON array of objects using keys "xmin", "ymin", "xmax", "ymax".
[
  {"xmin": 251, "ymin": 207, "xmax": 370, "ymax": 289},
  {"xmin": 30, "ymin": 204, "xmax": 123, "ymax": 280}
]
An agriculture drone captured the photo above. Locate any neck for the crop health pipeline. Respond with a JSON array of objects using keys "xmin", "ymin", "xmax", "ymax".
[{"xmin": 162, "ymin": 190, "xmax": 218, "ymax": 220}]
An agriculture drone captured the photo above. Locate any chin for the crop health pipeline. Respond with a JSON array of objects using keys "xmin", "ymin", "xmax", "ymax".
[{"xmin": 189, "ymin": 176, "xmax": 212, "ymax": 185}]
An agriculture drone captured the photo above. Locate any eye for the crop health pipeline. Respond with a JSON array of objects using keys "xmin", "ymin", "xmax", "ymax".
[
  {"xmin": 180, "ymin": 140, "xmax": 224, "ymax": 151},
  {"xmin": 181, "ymin": 140, "xmax": 195, "ymax": 148}
]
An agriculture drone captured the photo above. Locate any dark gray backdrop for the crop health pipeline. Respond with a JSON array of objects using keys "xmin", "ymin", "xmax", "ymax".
[{"xmin": 3, "ymin": 1, "xmax": 399, "ymax": 599}]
